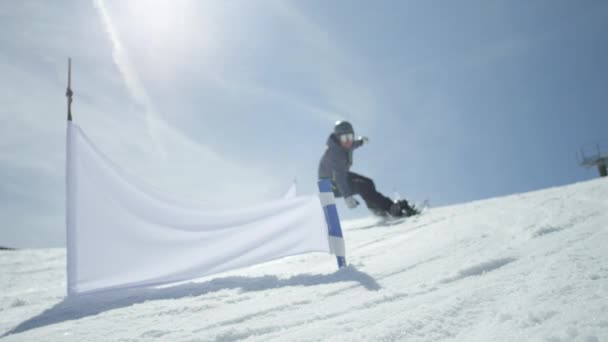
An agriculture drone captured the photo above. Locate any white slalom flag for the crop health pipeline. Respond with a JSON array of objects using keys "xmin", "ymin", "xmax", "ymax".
[
  {"xmin": 283, "ymin": 180, "xmax": 297, "ymax": 199},
  {"xmin": 66, "ymin": 122, "xmax": 330, "ymax": 295}
]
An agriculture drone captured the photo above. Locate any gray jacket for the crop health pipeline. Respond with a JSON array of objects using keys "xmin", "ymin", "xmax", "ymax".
[{"xmin": 318, "ymin": 134, "xmax": 364, "ymax": 198}]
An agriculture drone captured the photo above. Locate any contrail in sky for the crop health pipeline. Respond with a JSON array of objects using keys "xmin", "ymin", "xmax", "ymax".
[{"xmin": 92, "ymin": 0, "xmax": 167, "ymax": 157}]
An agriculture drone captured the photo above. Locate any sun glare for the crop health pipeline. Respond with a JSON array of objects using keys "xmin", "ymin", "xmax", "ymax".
[
  {"xmin": 117, "ymin": 0, "xmax": 220, "ymax": 79},
  {"xmin": 127, "ymin": 0, "xmax": 189, "ymax": 38}
]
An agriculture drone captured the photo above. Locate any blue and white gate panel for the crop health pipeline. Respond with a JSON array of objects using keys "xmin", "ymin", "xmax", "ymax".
[{"xmin": 318, "ymin": 179, "xmax": 347, "ymax": 268}]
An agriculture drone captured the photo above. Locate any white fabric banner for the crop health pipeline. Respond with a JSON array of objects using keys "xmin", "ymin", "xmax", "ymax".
[{"xmin": 66, "ymin": 122, "xmax": 330, "ymax": 295}]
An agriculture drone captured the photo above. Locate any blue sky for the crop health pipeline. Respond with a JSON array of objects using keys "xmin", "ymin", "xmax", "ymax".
[{"xmin": 1, "ymin": 0, "xmax": 607, "ymax": 248}]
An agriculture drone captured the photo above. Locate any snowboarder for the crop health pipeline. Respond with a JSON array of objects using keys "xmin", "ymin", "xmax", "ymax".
[{"xmin": 318, "ymin": 121, "xmax": 419, "ymax": 218}]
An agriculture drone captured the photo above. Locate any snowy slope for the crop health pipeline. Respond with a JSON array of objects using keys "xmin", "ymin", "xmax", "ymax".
[{"xmin": 1, "ymin": 179, "xmax": 607, "ymax": 342}]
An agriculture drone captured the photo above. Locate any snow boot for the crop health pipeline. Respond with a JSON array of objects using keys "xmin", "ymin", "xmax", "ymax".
[{"xmin": 389, "ymin": 200, "xmax": 420, "ymax": 218}]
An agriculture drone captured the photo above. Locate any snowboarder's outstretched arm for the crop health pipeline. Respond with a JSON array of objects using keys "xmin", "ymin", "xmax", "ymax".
[{"xmin": 352, "ymin": 136, "xmax": 368, "ymax": 149}]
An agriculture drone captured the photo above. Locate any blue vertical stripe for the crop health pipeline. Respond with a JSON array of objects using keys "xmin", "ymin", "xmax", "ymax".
[
  {"xmin": 323, "ymin": 206, "xmax": 343, "ymax": 238},
  {"xmin": 318, "ymin": 178, "xmax": 334, "ymax": 193}
]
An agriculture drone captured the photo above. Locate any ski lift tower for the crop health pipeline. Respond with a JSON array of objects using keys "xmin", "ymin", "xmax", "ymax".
[{"xmin": 579, "ymin": 143, "xmax": 608, "ymax": 177}]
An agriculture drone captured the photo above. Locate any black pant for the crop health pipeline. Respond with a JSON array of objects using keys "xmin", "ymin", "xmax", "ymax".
[{"xmin": 334, "ymin": 172, "xmax": 394, "ymax": 213}]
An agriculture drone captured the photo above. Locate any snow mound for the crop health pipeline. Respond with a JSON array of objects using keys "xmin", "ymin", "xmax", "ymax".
[{"xmin": 1, "ymin": 179, "xmax": 607, "ymax": 341}]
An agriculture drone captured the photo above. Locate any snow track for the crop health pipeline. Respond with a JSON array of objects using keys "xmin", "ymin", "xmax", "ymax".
[{"xmin": 1, "ymin": 179, "xmax": 607, "ymax": 341}]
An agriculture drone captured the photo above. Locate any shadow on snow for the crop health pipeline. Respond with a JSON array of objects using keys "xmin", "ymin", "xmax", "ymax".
[{"xmin": 3, "ymin": 266, "xmax": 379, "ymax": 337}]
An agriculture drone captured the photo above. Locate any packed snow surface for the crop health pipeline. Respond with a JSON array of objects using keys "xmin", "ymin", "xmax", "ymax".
[{"xmin": 1, "ymin": 179, "xmax": 607, "ymax": 341}]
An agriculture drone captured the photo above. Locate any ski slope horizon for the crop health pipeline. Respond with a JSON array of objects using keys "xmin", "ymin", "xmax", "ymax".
[{"xmin": 1, "ymin": 178, "xmax": 607, "ymax": 341}]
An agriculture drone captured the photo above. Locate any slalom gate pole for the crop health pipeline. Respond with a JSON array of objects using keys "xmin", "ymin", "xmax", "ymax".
[
  {"xmin": 318, "ymin": 179, "xmax": 347, "ymax": 268},
  {"xmin": 65, "ymin": 57, "xmax": 74, "ymax": 296},
  {"xmin": 66, "ymin": 58, "xmax": 73, "ymax": 121}
]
